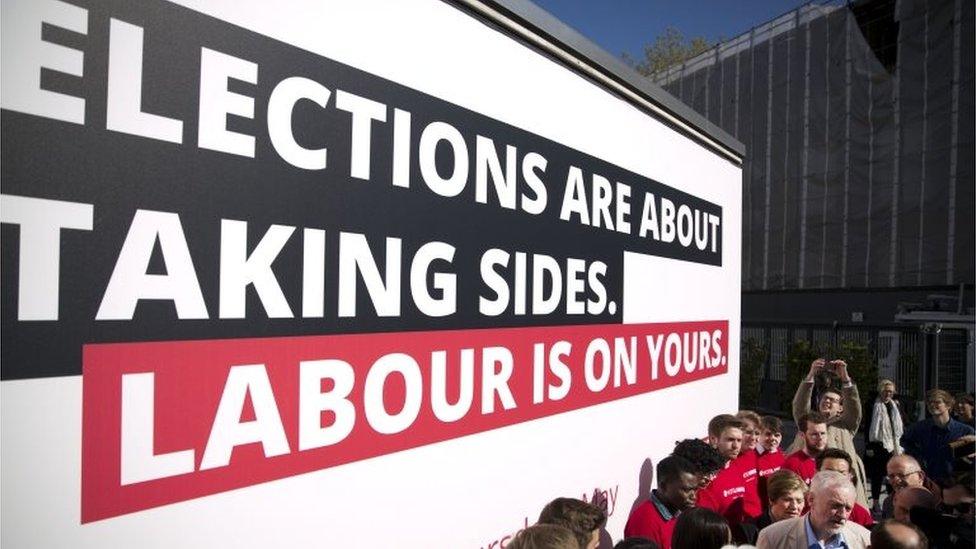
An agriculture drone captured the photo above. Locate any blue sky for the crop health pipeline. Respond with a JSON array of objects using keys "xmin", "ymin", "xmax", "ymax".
[{"xmin": 531, "ymin": 0, "xmax": 813, "ymax": 60}]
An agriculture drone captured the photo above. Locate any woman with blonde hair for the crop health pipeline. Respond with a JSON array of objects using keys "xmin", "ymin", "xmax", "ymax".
[{"xmin": 867, "ymin": 379, "xmax": 903, "ymax": 513}]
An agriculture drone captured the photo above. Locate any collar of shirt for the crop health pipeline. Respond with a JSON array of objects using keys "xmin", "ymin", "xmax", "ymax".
[
  {"xmin": 804, "ymin": 516, "xmax": 848, "ymax": 549},
  {"xmin": 944, "ymin": 418, "xmax": 972, "ymax": 436},
  {"xmin": 650, "ymin": 490, "xmax": 675, "ymax": 521}
]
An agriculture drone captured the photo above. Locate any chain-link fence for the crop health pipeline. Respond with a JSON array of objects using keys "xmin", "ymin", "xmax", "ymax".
[{"xmin": 742, "ymin": 322, "xmax": 973, "ymax": 415}]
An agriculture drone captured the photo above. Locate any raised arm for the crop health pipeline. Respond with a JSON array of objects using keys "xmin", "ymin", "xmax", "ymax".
[
  {"xmin": 792, "ymin": 359, "xmax": 823, "ymax": 422},
  {"xmin": 830, "ymin": 360, "xmax": 862, "ymax": 432}
]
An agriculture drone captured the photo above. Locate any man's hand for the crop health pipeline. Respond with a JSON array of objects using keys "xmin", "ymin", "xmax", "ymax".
[
  {"xmin": 829, "ymin": 360, "xmax": 850, "ymax": 384},
  {"xmin": 808, "ymin": 358, "xmax": 826, "ymax": 380},
  {"xmin": 949, "ymin": 434, "xmax": 976, "ymax": 460}
]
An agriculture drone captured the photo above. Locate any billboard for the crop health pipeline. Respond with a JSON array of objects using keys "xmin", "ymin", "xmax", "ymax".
[{"xmin": 1, "ymin": 0, "xmax": 743, "ymax": 546}]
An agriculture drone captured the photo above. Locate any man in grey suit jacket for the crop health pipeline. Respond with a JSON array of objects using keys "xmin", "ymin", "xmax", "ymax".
[{"xmin": 757, "ymin": 470, "xmax": 871, "ymax": 549}]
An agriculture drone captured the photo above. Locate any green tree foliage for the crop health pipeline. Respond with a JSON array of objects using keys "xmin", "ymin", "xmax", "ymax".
[
  {"xmin": 739, "ymin": 338, "xmax": 767, "ymax": 409},
  {"xmin": 781, "ymin": 339, "xmax": 878, "ymax": 415},
  {"xmin": 784, "ymin": 340, "xmax": 821, "ymax": 413},
  {"xmin": 623, "ymin": 27, "xmax": 714, "ymax": 76}
]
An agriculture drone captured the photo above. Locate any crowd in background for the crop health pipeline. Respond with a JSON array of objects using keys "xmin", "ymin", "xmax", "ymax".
[{"xmin": 507, "ymin": 359, "xmax": 975, "ymax": 549}]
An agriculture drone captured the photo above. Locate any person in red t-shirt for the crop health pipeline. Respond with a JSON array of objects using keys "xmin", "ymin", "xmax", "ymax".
[
  {"xmin": 738, "ymin": 410, "xmax": 762, "ymax": 454},
  {"xmin": 625, "ymin": 455, "xmax": 699, "ymax": 549},
  {"xmin": 696, "ymin": 414, "xmax": 760, "ymax": 542},
  {"xmin": 756, "ymin": 415, "xmax": 786, "ymax": 511},
  {"xmin": 670, "ymin": 437, "xmax": 732, "ymax": 539},
  {"xmin": 816, "ymin": 448, "xmax": 875, "ymax": 528},
  {"xmin": 734, "ymin": 410, "xmax": 764, "ymax": 520},
  {"xmin": 783, "ymin": 411, "xmax": 829, "ymax": 485}
]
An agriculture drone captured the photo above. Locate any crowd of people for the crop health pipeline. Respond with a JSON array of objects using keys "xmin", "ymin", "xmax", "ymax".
[{"xmin": 506, "ymin": 359, "xmax": 975, "ymax": 549}]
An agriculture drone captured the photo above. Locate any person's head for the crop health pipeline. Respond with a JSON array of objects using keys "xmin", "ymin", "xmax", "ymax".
[
  {"xmin": 797, "ymin": 412, "xmax": 829, "ymax": 456},
  {"xmin": 736, "ymin": 410, "xmax": 762, "ymax": 451},
  {"xmin": 707, "ymin": 414, "xmax": 745, "ymax": 460},
  {"xmin": 538, "ymin": 498, "xmax": 606, "ymax": 549},
  {"xmin": 886, "ymin": 454, "xmax": 926, "ymax": 492},
  {"xmin": 926, "ymin": 389, "xmax": 954, "ymax": 419},
  {"xmin": 670, "ymin": 507, "xmax": 731, "ymax": 549},
  {"xmin": 807, "ymin": 471, "xmax": 856, "ymax": 537},
  {"xmin": 818, "ymin": 388, "xmax": 844, "ymax": 418},
  {"xmin": 954, "ymin": 393, "xmax": 975, "ymax": 421},
  {"xmin": 766, "ymin": 469, "xmax": 808, "ymax": 522},
  {"xmin": 656, "ymin": 455, "xmax": 699, "ymax": 512},
  {"xmin": 759, "ymin": 415, "xmax": 783, "ymax": 451},
  {"xmin": 816, "ymin": 448, "xmax": 854, "ymax": 484},
  {"xmin": 941, "ymin": 472, "xmax": 975, "ymax": 518},
  {"xmin": 870, "ymin": 519, "xmax": 929, "ymax": 549},
  {"xmin": 612, "ymin": 538, "xmax": 660, "ymax": 549},
  {"xmin": 672, "ymin": 438, "xmax": 727, "ymax": 488},
  {"xmin": 878, "ymin": 379, "xmax": 897, "ymax": 403},
  {"xmin": 508, "ymin": 524, "xmax": 581, "ymax": 549},
  {"xmin": 892, "ymin": 487, "xmax": 938, "ymax": 524}
]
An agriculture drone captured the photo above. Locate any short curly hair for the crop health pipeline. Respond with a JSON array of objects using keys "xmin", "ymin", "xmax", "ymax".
[{"xmin": 672, "ymin": 438, "xmax": 727, "ymax": 475}]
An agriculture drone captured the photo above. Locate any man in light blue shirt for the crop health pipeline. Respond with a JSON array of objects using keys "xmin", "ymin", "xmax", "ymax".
[{"xmin": 803, "ymin": 510, "xmax": 848, "ymax": 549}]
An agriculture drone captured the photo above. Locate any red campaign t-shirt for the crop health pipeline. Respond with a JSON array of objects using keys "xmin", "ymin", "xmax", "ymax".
[
  {"xmin": 757, "ymin": 448, "xmax": 786, "ymax": 479},
  {"xmin": 756, "ymin": 448, "xmax": 785, "ymax": 510},
  {"xmin": 624, "ymin": 497, "xmax": 678, "ymax": 549},
  {"xmin": 697, "ymin": 456, "xmax": 759, "ymax": 526},
  {"xmin": 849, "ymin": 502, "xmax": 875, "ymax": 528},
  {"xmin": 733, "ymin": 452, "xmax": 763, "ymax": 520},
  {"xmin": 782, "ymin": 450, "xmax": 817, "ymax": 485}
]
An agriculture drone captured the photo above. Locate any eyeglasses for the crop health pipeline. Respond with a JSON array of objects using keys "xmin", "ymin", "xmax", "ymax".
[{"xmin": 886, "ymin": 471, "xmax": 921, "ymax": 482}]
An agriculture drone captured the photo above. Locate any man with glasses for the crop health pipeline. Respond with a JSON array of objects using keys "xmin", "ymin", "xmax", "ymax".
[
  {"xmin": 880, "ymin": 454, "xmax": 941, "ymax": 520},
  {"xmin": 787, "ymin": 358, "xmax": 869, "ymax": 507}
]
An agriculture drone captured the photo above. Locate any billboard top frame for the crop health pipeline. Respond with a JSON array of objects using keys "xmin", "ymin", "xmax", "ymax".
[{"xmin": 451, "ymin": 0, "xmax": 747, "ymax": 165}]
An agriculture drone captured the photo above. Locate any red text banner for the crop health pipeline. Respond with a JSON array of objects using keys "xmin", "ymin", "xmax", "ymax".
[{"xmin": 82, "ymin": 321, "xmax": 727, "ymax": 522}]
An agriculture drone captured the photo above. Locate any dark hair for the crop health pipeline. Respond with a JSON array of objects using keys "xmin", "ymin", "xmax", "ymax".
[
  {"xmin": 672, "ymin": 438, "xmax": 727, "ymax": 475},
  {"xmin": 761, "ymin": 415, "xmax": 783, "ymax": 433},
  {"xmin": 816, "ymin": 447, "xmax": 854, "ymax": 471},
  {"xmin": 613, "ymin": 537, "xmax": 660, "ymax": 549},
  {"xmin": 538, "ymin": 497, "xmax": 606, "ymax": 548},
  {"xmin": 657, "ymin": 455, "xmax": 697, "ymax": 487},
  {"xmin": 869, "ymin": 519, "xmax": 929, "ymax": 549},
  {"xmin": 707, "ymin": 414, "xmax": 745, "ymax": 438},
  {"xmin": 797, "ymin": 411, "xmax": 829, "ymax": 432},
  {"xmin": 955, "ymin": 393, "xmax": 974, "ymax": 407},
  {"xmin": 508, "ymin": 524, "xmax": 581, "ymax": 549},
  {"xmin": 945, "ymin": 471, "xmax": 975, "ymax": 497},
  {"xmin": 670, "ymin": 507, "xmax": 731, "ymax": 549}
]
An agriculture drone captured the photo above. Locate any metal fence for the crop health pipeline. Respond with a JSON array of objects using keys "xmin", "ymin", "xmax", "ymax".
[{"xmin": 742, "ymin": 322, "xmax": 973, "ymax": 414}]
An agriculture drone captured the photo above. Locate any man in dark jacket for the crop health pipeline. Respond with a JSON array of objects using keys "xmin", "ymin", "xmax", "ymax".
[{"xmin": 901, "ymin": 389, "xmax": 975, "ymax": 485}]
